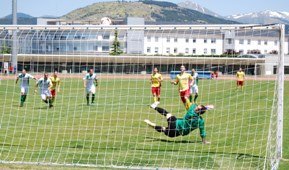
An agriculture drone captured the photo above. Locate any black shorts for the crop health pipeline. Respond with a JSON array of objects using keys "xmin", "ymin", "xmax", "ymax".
[{"xmin": 164, "ymin": 116, "xmax": 181, "ymax": 138}]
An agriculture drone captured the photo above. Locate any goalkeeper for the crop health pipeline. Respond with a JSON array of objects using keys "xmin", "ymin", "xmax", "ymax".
[{"xmin": 144, "ymin": 104, "xmax": 213, "ymax": 144}]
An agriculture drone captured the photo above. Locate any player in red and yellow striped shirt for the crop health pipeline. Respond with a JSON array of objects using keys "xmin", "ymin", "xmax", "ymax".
[
  {"xmin": 171, "ymin": 65, "xmax": 193, "ymax": 110},
  {"xmin": 150, "ymin": 67, "xmax": 163, "ymax": 108},
  {"xmin": 236, "ymin": 68, "xmax": 245, "ymax": 91},
  {"xmin": 49, "ymin": 71, "xmax": 61, "ymax": 104}
]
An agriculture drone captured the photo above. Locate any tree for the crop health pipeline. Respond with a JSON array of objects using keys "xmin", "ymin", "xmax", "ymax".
[
  {"xmin": 110, "ymin": 30, "xmax": 123, "ymax": 56},
  {"xmin": 0, "ymin": 41, "xmax": 11, "ymax": 54}
]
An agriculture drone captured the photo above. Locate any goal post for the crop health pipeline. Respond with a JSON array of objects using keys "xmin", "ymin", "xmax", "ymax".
[{"xmin": 0, "ymin": 24, "xmax": 285, "ymax": 169}]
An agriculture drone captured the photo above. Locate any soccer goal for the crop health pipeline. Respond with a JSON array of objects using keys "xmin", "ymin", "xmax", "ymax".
[{"xmin": 0, "ymin": 24, "xmax": 285, "ymax": 169}]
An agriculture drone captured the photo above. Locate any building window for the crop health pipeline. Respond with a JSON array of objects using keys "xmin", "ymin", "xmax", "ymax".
[
  {"xmin": 247, "ymin": 39, "xmax": 251, "ymax": 45},
  {"xmin": 239, "ymin": 49, "xmax": 244, "ymax": 54},
  {"xmin": 204, "ymin": 48, "xmax": 207, "ymax": 54},
  {"xmin": 239, "ymin": 39, "xmax": 244, "ymax": 44},
  {"xmin": 93, "ymin": 46, "xmax": 98, "ymax": 51},
  {"xmin": 192, "ymin": 38, "xmax": 196, "ymax": 43},
  {"xmin": 166, "ymin": 37, "xmax": 170, "ymax": 42},
  {"xmin": 258, "ymin": 40, "xmax": 261, "ymax": 45},
  {"xmin": 211, "ymin": 49, "xmax": 216, "ymax": 54},
  {"xmin": 102, "ymin": 46, "xmax": 109, "ymax": 51},
  {"xmin": 147, "ymin": 36, "xmax": 151, "ymax": 42},
  {"xmin": 211, "ymin": 38, "xmax": 216, "ymax": 44},
  {"xmin": 155, "ymin": 37, "xmax": 159, "ymax": 42},
  {"xmin": 192, "ymin": 48, "xmax": 196, "ymax": 54},
  {"xmin": 185, "ymin": 48, "xmax": 189, "ymax": 54},
  {"xmin": 275, "ymin": 40, "xmax": 278, "ymax": 46},
  {"xmin": 166, "ymin": 47, "xmax": 170, "ymax": 54},
  {"xmin": 147, "ymin": 47, "xmax": 151, "ymax": 53},
  {"xmin": 264, "ymin": 41, "xmax": 268, "ymax": 45},
  {"xmin": 73, "ymin": 47, "xmax": 77, "ymax": 51},
  {"xmin": 204, "ymin": 39, "xmax": 207, "ymax": 43},
  {"xmin": 174, "ymin": 48, "xmax": 178, "ymax": 53},
  {"xmin": 154, "ymin": 47, "xmax": 159, "ymax": 54},
  {"xmin": 103, "ymin": 35, "xmax": 110, "ymax": 40},
  {"xmin": 185, "ymin": 38, "xmax": 189, "ymax": 43},
  {"xmin": 174, "ymin": 38, "xmax": 178, "ymax": 43},
  {"xmin": 227, "ymin": 38, "xmax": 232, "ymax": 44}
]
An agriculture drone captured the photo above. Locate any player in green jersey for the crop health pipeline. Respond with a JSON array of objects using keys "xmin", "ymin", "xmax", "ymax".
[{"xmin": 144, "ymin": 104, "xmax": 214, "ymax": 144}]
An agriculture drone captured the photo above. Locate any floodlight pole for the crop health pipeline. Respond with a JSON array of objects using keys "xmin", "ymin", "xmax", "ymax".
[
  {"xmin": 277, "ymin": 24, "xmax": 285, "ymax": 164},
  {"xmin": 11, "ymin": 0, "xmax": 17, "ymax": 74}
]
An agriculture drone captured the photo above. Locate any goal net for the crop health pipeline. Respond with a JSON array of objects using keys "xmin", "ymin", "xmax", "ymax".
[{"xmin": 0, "ymin": 24, "xmax": 284, "ymax": 169}]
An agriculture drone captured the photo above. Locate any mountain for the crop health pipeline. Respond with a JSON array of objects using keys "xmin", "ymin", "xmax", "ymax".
[
  {"xmin": 62, "ymin": 1, "xmax": 237, "ymax": 24},
  {"xmin": 227, "ymin": 10, "xmax": 289, "ymax": 25},
  {"xmin": 3, "ymin": 12, "xmax": 34, "ymax": 19},
  {"xmin": 178, "ymin": 0, "xmax": 222, "ymax": 18},
  {"xmin": 0, "ymin": 12, "xmax": 37, "ymax": 25}
]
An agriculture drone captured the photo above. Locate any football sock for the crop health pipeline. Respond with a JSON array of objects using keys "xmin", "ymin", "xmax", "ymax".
[
  {"xmin": 189, "ymin": 95, "xmax": 193, "ymax": 102},
  {"xmin": 86, "ymin": 94, "xmax": 89, "ymax": 104},
  {"xmin": 154, "ymin": 126, "xmax": 164, "ymax": 133},
  {"xmin": 153, "ymin": 96, "xmax": 157, "ymax": 103},
  {"xmin": 155, "ymin": 107, "xmax": 169, "ymax": 116},
  {"xmin": 157, "ymin": 97, "xmax": 160, "ymax": 102},
  {"xmin": 193, "ymin": 94, "xmax": 198, "ymax": 103},
  {"xmin": 185, "ymin": 99, "xmax": 191, "ymax": 110},
  {"xmin": 92, "ymin": 94, "xmax": 95, "ymax": 103}
]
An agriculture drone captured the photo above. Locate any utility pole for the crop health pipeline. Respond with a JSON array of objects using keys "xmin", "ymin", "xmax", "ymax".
[{"xmin": 11, "ymin": 0, "xmax": 18, "ymax": 74}]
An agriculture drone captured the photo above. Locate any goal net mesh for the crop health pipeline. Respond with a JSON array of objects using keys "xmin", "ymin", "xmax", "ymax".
[{"xmin": 0, "ymin": 25, "xmax": 283, "ymax": 169}]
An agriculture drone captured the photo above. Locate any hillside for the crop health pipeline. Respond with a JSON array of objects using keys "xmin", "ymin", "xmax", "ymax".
[
  {"xmin": 0, "ymin": 12, "xmax": 37, "ymax": 25},
  {"xmin": 62, "ymin": 1, "xmax": 238, "ymax": 24}
]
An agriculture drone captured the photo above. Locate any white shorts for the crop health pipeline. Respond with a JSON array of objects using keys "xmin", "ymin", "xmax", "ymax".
[
  {"xmin": 21, "ymin": 86, "xmax": 29, "ymax": 95},
  {"xmin": 86, "ymin": 85, "xmax": 96, "ymax": 94},
  {"xmin": 40, "ymin": 90, "xmax": 51, "ymax": 100},
  {"xmin": 190, "ymin": 85, "xmax": 199, "ymax": 94}
]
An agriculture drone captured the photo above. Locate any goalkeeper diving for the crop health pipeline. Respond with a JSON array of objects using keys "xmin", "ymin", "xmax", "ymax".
[{"xmin": 144, "ymin": 104, "xmax": 214, "ymax": 144}]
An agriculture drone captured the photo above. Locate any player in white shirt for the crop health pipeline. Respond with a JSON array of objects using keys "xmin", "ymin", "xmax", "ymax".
[
  {"xmin": 83, "ymin": 69, "xmax": 98, "ymax": 106},
  {"xmin": 35, "ymin": 73, "xmax": 53, "ymax": 108},
  {"xmin": 15, "ymin": 69, "xmax": 37, "ymax": 107},
  {"xmin": 190, "ymin": 68, "xmax": 199, "ymax": 103}
]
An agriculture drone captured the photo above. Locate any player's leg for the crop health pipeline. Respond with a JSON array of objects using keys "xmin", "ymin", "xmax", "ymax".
[
  {"xmin": 91, "ymin": 86, "xmax": 96, "ymax": 104},
  {"xmin": 155, "ymin": 87, "xmax": 160, "ymax": 106},
  {"xmin": 241, "ymin": 81, "xmax": 244, "ymax": 91},
  {"xmin": 193, "ymin": 86, "xmax": 199, "ymax": 103},
  {"xmin": 86, "ymin": 87, "xmax": 90, "ymax": 105},
  {"xmin": 46, "ymin": 91, "xmax": 53, "ymax": 108},
  {"xmin": 20, "ymin": 86, "xmax": 26, "ymax": 107},
  {"xmin": 144, "ymin": 119, "xmax": 166, "ymax": 132},
  {"xmin": 180, "ymin": 90, "xmax": 191, "ymax": 110},
  {"xmin": 50, "ymin": 89, "xmax": 56, "ymax": 104},
  {"xmin": 164, "ymin": 116, "xmax": 180, "ymax": 138},
  {"xmin": 41, "ymin": 93, "xmax": 48, "ymax": 103},
  {"xmin": 189, "ymin": 87, "xmax": 193, "ymax": 102},
  {"xmin": 151, "ymin": 87, "xmax": 157, "ymax": 107}
]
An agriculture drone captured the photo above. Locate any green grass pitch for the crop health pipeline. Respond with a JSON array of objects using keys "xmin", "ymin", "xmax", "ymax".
[{"xmin": 0, "ymin": 76, "xmax": 288, "ymax": 169}]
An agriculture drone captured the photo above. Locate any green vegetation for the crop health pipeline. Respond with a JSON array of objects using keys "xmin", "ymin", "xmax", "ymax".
[
  {"xmin": 0, "ymin": 42, "xmax": 11, "ymax": 54},
  {"xmin": 110, "ymin": 30, "xmax": 123, "ymax": 56},
  {"xmin": 0, "ymin": 77, "xmax": 287, "ymax": 169}
]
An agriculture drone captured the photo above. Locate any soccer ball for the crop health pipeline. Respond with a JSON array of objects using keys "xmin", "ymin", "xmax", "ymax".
[{"xmin": 100, "ymin": 17, "xmax": 112, "ymax": 25}]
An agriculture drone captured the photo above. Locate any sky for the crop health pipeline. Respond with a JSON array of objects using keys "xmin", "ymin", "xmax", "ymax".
[{"xmin": 0, "ymin": 0, "xmax": 288, "ymax": 18}]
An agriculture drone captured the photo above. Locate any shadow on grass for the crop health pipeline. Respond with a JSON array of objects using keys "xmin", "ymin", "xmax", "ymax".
[{"xmin": 145, "ymin": 137, "xmax": 199, "ymax": 144}]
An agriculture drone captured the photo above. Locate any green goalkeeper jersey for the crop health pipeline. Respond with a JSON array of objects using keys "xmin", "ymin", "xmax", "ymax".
[{"xmin": 176, "ymin": 104, "xmax": 206, "ymax": 137}]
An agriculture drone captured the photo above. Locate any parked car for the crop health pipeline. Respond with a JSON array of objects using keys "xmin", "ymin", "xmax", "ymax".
[{"xmin": 237, "ymin": 54, "xmax": 266, "ymax": 58}]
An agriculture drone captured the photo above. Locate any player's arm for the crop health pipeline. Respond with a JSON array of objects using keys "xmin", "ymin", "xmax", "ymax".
[
  {"xmin": 171, "ymin": 76, "xmax": 179, "ymax": 85},
  {"xmin": 34, "ymin": 81, "xmax": 39, "ymax": 93},
  {"xmin": 199, "ymin": 118, "xmax": 209, "ymax": 144},
  {"xmin": 15, "ymin": 76, "xmax": 19, "ymax": 84},
  {"xmin": 94, "ymin": 77, "xmax": 98, "ymax": 86},
  {"xmin": 190, "ymin": 75, "xmax": 194, "ymax": 87},
  {"xmin": 83, "ymin": 77, "xmax": 86, "ymax": 88},
  {"xmin": 57, "ymin": 80, "xmax": 61, "ymax": 92},
  {"xmin": 48, "ymin": 80, "xmax": 53, "ymax": 91}
]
